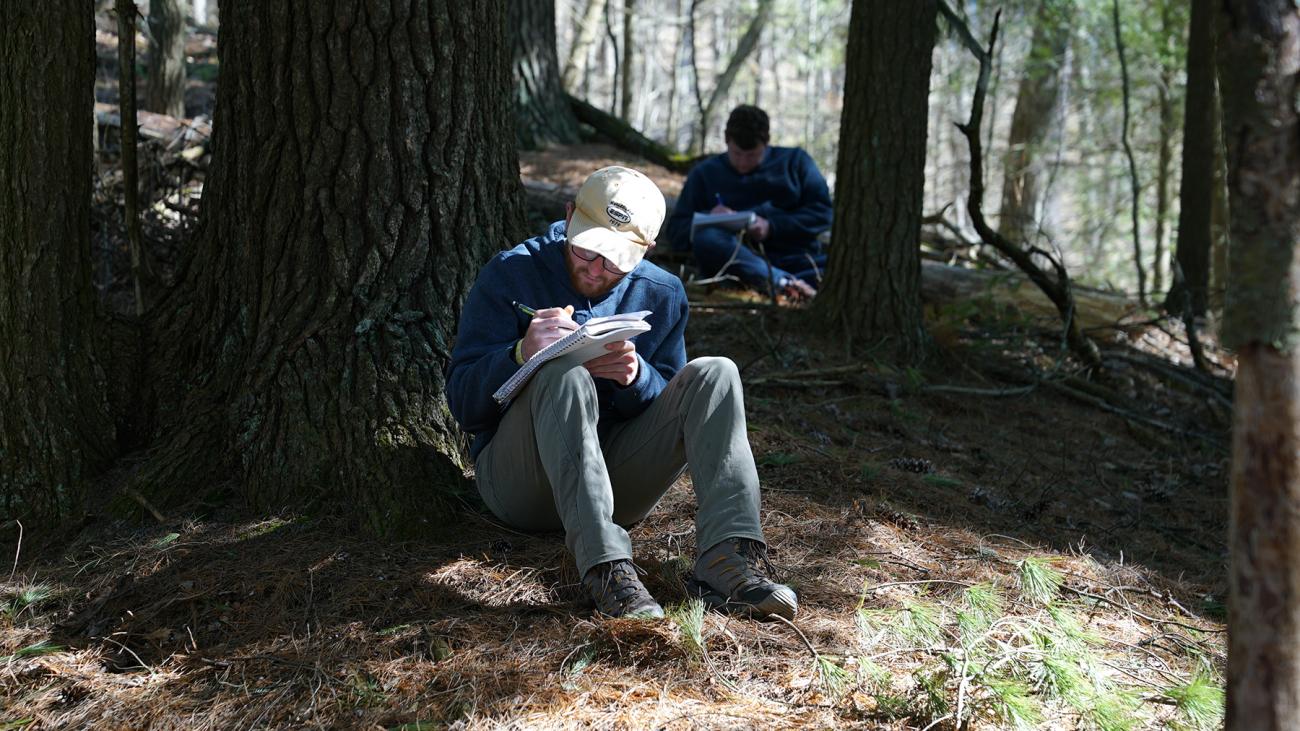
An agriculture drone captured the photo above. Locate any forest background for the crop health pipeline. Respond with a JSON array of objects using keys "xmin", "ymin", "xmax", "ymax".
[{"xmin": 2, "ymin": 0, "xmax": 1290, "ymax": 728}]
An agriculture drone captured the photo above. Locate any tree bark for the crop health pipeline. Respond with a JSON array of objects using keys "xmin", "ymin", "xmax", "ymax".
[
  {"xmin": 146, "ymin": 0, "xmax": 187, "ymax": 118},
  {"xmin": 0, "ymin": 3, "xmax": 116, "ymax": 521},
  {"xmin": 1218, "ymin": 3, "xmax": 1300, "ymax": 729},
  {"xmin": 815, "ymin": 0, "xmax": 937, "ymax": 360},
  {"xmin": 510, "ymin": 0, "xmax": 581, "ymax": 150},
  {"xmin": 1167, "ymin": 0, "xmax": 1218, "ymax": 318},
  {"xmin": 997, "ymin": 0, "xmax": 1071, "ymax": 245},
  {"xmin": 139, "ymin": 0, "xmax": 528, "ymax": 533}
]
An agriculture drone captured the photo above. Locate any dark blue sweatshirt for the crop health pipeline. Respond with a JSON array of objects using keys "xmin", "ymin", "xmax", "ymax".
[
  {"xmin": 447, "ymin": 221, "xmax": 689, "ymax": 460},
  {"xmin": 665, "ymin": 146, "xmax": 833, "ymax": 256}
]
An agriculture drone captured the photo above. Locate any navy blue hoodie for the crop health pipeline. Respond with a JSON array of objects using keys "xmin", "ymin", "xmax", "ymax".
[
  {"xmin": 447, "ymin": 221, "xmax": 689, "ymax": 460},
  {"xmin": 665, "ymin": 146, "xmax": 833, "ymax": 257}
]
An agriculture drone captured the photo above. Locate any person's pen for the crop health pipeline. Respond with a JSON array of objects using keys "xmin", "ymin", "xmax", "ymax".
[
  {"xmin": 512, "ymin": 301, "xmax": 537, "ymax": 317},
  {"xmin": 714, "ymin": 193, "xmax": 725, "ymax": 207}
]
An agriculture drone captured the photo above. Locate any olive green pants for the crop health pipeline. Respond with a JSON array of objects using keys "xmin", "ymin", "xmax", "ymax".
[{"xmin": 475, "ymin": 357, "xmax": 765, "ymax": 574}]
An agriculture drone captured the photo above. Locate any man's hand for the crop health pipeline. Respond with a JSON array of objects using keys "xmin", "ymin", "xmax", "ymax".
[
  {"xmin": 583, "ymin": 340, "xmax": 639, "ymax": 386},
  {"xmin": 520, "ymin": 306, "xmax": 577, "ymax": 361},
  {"xmin": 747, "ymin": 215, "xmax": 771, "ymax": 242},
  {"xmin": 783, "ymin": 277, "xmax": 817, "ymax": 301},
  {"xmin": 710, "ymin": 203, "xmax": 735, "ymax": 215}
]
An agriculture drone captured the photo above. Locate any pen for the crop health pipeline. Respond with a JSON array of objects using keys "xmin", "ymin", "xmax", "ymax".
[
  {"xmin": 714, "ymin": 193, "xmax": 725, "ymax": 207},
  {"xmin": 512, "ymin": 301, "xmax": 537, "ymax": 317}
]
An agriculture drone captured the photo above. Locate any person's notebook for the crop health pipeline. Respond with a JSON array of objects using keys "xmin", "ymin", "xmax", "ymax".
[
  {"xmin": 492, "ymin": 311, "xmax": 653, "ymax": 406},
  {"xmin": 690, "ymin": 211, "xmax": 756, "ymax": 240}
]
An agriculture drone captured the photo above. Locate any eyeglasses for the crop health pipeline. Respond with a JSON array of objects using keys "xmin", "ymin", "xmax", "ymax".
[{"xmin": 568, "ymin": 244, "xmax": 628, "ymax": 275}]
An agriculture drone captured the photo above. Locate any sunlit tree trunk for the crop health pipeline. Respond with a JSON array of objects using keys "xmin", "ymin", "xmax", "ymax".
[
  {"xmin": 664, "ymin": 0, "xmax": 683, "ymax": 146},
  {"xmin": 1152, "ymin": 0, "xmax": 1177, "ymax": 297},
  {"xmin": 690, "ymin": 0, "xmax": 774, "ymax": 153},
  {"xmin": 137, "ymin": 0, "xmax": 527, "ymax": 533},
  {"xmin": 998, "ymin": 0, "xmax": 1072, "ymax": 245},
  {"xmin": 510, "ymin": 0, "xmax": 581, "ymax": 149},
  {"xmin": 563, "ymin": 0, "xmax": 607, "ymax": 91},
  {"xmin": 1167, "ymin": 0, "xmax": 1218, "ymax": 317},
  {"xmin": 815, "ymin": 0, "xmax": 937, "ymax": 360},
  {"xmin": 146, "ymin": 0, "xmax": 188, "ymax": 118},
  {"xmin": 620, "ymin": 0, "xmax": 634, "ymax": 120},
  {"xmin": 1219, "ymin": 3, "xmax": 1300, "ymax": 728},
  {"xmin": 0, "ymin": 3, "xmax": 116, "ymax": 521}
]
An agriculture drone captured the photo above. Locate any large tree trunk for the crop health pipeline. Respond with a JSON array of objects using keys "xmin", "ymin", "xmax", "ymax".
[
  {"xmin": 146, "ymin": 0, "xmax": 187, "ymax": 118},
  {"xmin": 1166, "ymin": 0, "xmax": 1218, "ymax": 318},
  {"xmin": 1219, "ymin": 3, "xmax": 1300, "ymax": 729},
  {"xmin": 510, "ymin": 0, "xmax": 581, "ymax": 150},
  {"xmin": 0, "ymin": 4, "xmax": 116, "ymax": 521},
  {"xmin": 997, "ymin": 0, "xmax": 1071, "ymax": 245},
  {"xmin": 814, "ymin": 0, "xmax": 937, "ymax": 360},
  {"xmin": 139, "ymin": 0, "xmax": 527, "ymax": 533}
]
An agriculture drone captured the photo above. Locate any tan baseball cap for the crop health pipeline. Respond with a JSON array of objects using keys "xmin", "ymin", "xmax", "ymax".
[{"xmin": 567, "ymin": 166, "xmax": 666, "ymax": 274}]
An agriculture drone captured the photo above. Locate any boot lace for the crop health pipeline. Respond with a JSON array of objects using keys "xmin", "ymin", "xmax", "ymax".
[{"xmin": 584, "ymin": 560, "xmax": 651, "ymax": 614}]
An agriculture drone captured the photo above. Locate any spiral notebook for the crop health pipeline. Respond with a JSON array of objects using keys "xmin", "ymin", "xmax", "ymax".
[
  {"xmin": 492, "ymin": 311, "xmax": 653, "ymax": 406},
  {"xmin": 690, "ymin": 211, "xmax": 756, "ymax": 240}
]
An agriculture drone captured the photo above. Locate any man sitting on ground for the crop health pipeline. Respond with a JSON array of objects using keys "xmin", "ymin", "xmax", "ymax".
[
  {"xmin": 665, "ymin": 104, "xmax": 833, "ymax": 299},
  {"xmin": 447, "ymin": 166, "xmax": 797, "ymax": 621}
]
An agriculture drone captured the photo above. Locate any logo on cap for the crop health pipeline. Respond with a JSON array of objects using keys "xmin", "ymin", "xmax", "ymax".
[{"xmin": 606, "ymin": 202, "xmax": 632, "ymax": 227}]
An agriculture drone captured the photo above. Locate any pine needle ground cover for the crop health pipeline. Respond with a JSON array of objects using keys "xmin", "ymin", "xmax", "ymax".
[
  {"xmin": 4, "ymin": 149, "xmax": 1228, "ymax": 729},
  {"xmin": 2, "ymin": 296, "xmax": 1228, "ymax": 729}
]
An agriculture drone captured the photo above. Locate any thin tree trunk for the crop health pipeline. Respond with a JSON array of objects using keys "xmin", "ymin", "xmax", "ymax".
[
  {"xmin": 603, "ymin": 1, "xmax": 618, "ymax": 115},
  {"xmin": 815, "ymin": 0, "xmax": 937, "ymax": 360},
  {"xmin": 146, "ymin": 0, "xmax": 187, "ymax": 118},
  {"xmin": 1169, "ymin": 0, "xmax": 1219, "ymax": 318},
  {"xmin": 693, "ymin": 0, "xmax": 774, "ymax": 152},
  {"xmin": 562, "ymin": 0, "xmax": 608, "ymax": 91},
  {"xmin": 510, "ymin": 0, "xmax": 581, "ymax": 150},
  {"xmin": 620, "ymin": 0, "xmax": 633, "ymax": 120},
  {"xmin": 1112, "ymin": 0, "xmax": 1146, "ymax": 306},
  {"xmin": 687, "ymin": 0, "xmax": 703, "ymax": 150},
  {"xmin": 1210, "ymin": 95, "xmax": 1230, "ymax": 312},
  {"xmin": 1219, "ymin": 2, "xmax": 1300, "ymax": 727},
  {"xmin": 941, "ymin": 3, "xmax": 1102, "ymax": 368},
  {"xmin": 998, "ymin": 0, "xmax": 1071, "ymax": 245},
  {"xmin": 117, "ymin": 0, "xmax": 146, "ymax": 318},
  {"xmin": 1151, "ymin": 0, "xmax": 1178, "ymax": 297},
  {"xmin": 0, "ymin": 2, "xmax": 115, "ymax": 521},
  {"xmin": 137, "ymin": 0, "xmax": 527, "ymax": 532},
  {"xmin": 664, "ymin": 0, "xmax": 682, "ymax": 145}
]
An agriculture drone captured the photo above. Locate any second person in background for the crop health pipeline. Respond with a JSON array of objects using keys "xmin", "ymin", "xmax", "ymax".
[{"xmin": 666, "ymin": 104, "xmax": 833, "ymax": 300}]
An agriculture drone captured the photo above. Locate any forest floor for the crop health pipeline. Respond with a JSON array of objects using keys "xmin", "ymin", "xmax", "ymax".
[{"xmin": 4, "ymin": 22, "xmax": 1232, "ymax": 731}]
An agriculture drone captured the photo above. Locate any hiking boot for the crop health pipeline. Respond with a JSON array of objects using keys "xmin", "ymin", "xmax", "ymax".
[
  {"xmin": 690, "ymin": 538, "xmax": 798, "ymax": 620},
  {"xmin": 582, "ymin": 559, "xmax": 665, "ymax": 619}
]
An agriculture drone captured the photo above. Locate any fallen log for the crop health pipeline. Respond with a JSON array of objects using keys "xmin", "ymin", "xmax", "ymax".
[
  {"xmin": 567, "ymin": 94, "xmax": 701, "ymax": 174},
  {"xmin": 94, "ymin": 102, "xmax": 211, "ymax": 149},
  {"xmin": 920, "ymin": 260, "xmax": 1141, "ymax": 333}
]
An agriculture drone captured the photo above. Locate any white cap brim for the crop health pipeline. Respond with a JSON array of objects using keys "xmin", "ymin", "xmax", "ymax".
[{"xmin": 567, "ymin": 208, "xmax": 650, "ymax": 274}]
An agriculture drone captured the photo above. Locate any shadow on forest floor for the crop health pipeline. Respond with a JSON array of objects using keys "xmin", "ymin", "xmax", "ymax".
[
  {"xmin": 6, "ymin": 95, "xmax": 1233, "ymax": 727},
  {"xmin": 3, "ymin": 290, "xmax": 1231, "ymax": 729}
]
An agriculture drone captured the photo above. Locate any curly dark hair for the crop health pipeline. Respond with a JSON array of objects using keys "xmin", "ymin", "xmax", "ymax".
[{"xmin": 724, "ymin": 105, "xmax": 770, "ymax": 150}]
